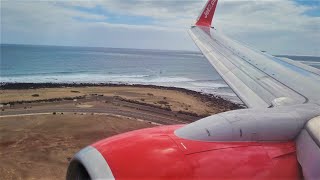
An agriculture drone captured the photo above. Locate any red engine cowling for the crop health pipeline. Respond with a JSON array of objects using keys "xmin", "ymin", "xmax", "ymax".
[{"xmin": 67, "ymin": 125, "xmax": 301, "ymax": 179}]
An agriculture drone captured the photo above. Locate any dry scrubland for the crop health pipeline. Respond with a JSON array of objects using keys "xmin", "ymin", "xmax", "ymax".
[
  {"xmin": 0, "ymin": 114, "xmax": 156, "ymax": 180},
  {"xmin": 0, "ymin": 86, "xmax": 239, "ymax": 116}
]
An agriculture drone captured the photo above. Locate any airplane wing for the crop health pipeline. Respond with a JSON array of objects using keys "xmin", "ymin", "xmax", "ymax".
[
  {"xmin": 190, "ymin": 0, "xmax": 320, "ymax": 108},
  {"xmin": 67, "ymin": 1, "xmax": 320, "ymax": 179}
]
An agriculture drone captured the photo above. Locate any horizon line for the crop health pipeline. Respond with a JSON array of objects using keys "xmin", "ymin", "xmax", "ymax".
[{"xmin": 1, "ymin": 43, "xmax": 319, "ymax": 57}]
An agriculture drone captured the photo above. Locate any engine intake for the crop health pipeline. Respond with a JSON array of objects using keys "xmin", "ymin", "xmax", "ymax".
[{"xmin": 66, "ymin": 146, "xmax": 114, "ymax": 180}]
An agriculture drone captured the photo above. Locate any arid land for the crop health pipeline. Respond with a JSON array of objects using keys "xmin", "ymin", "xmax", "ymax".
[{"xmin": 0, "ymin": 83, "xmax": 242, "ymax": 180}]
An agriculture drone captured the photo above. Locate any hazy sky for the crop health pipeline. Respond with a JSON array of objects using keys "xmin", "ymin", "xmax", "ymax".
[{"xmin": 1, "ymin": 0, "xmax": 320, "ymax": 56}]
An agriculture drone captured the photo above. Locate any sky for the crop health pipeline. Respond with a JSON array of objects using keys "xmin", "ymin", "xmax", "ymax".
[{"xmin": 1, "ymin": 0, "xmax": 320, "ymax": 56}]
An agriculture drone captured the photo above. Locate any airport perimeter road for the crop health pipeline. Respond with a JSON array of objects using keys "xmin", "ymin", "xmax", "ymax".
[{"xmin": 1, "ymin": 108, "xmax": 186, "ymax": 125}]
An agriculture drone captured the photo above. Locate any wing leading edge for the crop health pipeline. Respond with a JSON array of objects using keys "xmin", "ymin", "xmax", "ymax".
[{"xmin": 190, "ymin": 0, "xmax": 320, "ymax": 108}]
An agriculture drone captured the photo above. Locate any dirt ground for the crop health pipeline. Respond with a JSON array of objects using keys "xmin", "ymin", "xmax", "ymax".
[
  {"xmin": 0, "ymin": 114, "xmax": 155, "ymax": 180},
  {"xmin": 0, "ymin": 85, "xmax": 241, "ymax": 179}
]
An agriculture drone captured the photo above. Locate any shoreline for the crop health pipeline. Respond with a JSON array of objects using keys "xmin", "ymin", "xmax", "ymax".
[{"xmin": 0, "ymin": 82, "xmax": 244, "ymax": 109}]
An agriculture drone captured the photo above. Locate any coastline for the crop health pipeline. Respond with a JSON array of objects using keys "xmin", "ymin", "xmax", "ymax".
[{"xmin": 0, "ymin": 82, "xmax": 244, "ymax": 112}]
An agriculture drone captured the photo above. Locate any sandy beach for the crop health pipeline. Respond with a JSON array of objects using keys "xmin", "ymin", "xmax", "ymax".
[{"xmin": 0, "ymin": 83, "xmax": 242, "ymax": 179}]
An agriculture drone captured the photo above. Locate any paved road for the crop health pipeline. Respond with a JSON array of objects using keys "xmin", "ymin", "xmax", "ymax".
[
  {"xmin": 0, "ymin": 97, "xmax": 200, "ymax": 125},
  {"xmin": 1, "ymin": 108, "xmax": 188, "ymax": 125}
]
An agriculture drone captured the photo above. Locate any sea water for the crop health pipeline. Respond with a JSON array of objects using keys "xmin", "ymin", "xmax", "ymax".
[{"xmin": 1, "ymin": 44, "xmax": 319, "ymax": 103}]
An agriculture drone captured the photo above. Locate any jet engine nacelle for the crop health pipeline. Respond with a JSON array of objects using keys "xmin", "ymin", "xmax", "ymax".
[{"xmin": 66, "ymin": 104, "xmax": 319, "ymax": 180}]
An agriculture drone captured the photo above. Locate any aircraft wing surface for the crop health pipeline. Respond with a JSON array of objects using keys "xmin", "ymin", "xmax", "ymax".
[{"xmin": 190, "ymin": 0, "xmax": 320, "ymax": 108}]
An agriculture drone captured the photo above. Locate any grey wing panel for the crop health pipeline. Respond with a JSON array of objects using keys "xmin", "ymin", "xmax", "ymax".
[{"xmin": 189, "ymin": 26, "xmax": 320, "ymax": 108}]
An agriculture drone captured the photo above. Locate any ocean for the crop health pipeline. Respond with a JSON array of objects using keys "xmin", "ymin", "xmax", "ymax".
[{"xmin": 1, "ymin": 44, "xmax": 319, "ymax": 103}]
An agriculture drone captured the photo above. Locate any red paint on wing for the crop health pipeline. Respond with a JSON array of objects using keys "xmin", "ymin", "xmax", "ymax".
[{"xmin": 93, "ymin": 125, "xmax": 301, "ymax": 179}]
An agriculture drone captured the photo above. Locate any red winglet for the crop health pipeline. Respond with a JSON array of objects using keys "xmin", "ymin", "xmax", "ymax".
[{"xmin": 195, "ymin": 0, "xmax": 218, "ymax": 27}]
